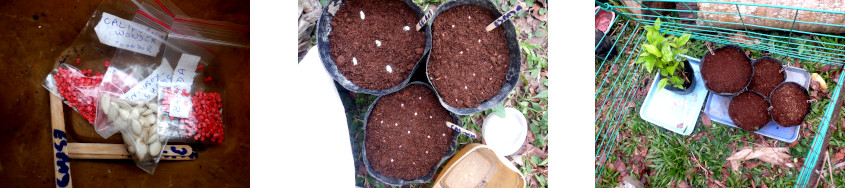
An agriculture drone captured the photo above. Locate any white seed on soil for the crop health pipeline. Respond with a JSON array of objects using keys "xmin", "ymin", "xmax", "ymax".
[
  {"xmin": 360, "ymin": 11, "xmax": 365, "ymax": 20},
  {"xmin": 468, "ymin": 16, "xmax": 471, "ymax": 19},
  {"xmin": 426, "ymin": 151, "xmax": 429, "ymax": 154},
  {"xmin": 399, "ymin": 145, "xmax": 402, "ymax": 148},
  {"xmin": 403, "ymin": 26, "xmax": 410, "ymax": 31},
  {"xmin": 427, "ymin": 135, "xmax": 430, "ymax": 138},
  {"xmin": 375, "ymin": 40, "xmax": 381, "ymax": 47},
  {"xmin": 401, "ymin": 103, "xmax": 404, "ymax": 107},
  {"xmin": 460, "ymin": 51, "xmax": 463, "ymax": 54},
  {"xmin": 472, "ymin": 73, "xmax": 476, "ymax": 76},
  {"xmin": 352, "ymin": 57, "xmax": 358, "ymax": 65},
  {"xmin": 391, "ymin": 159, "xmax": 394, "ymax": 162},
  {"xmin": 380, "ymin": 120, "xmax": 383, "ymax": 124},
  {"xmin": 149, "ymin": 141, "xmax": 161, "ymax": 157},
  {"xmin": 386, "ymin": 65, "xmax": 392, "ymax": 73},
  {"xmin": 442, "ymin": 133, "xmax": 446, "ymax": 136},
  {"xmin": 414, "ymin": 112, "xmax": 417, "ymax": 116},
  {"xmin": 419, "ymin": 97, "xmax": 422, "ymax": 100},
  {"xmin": 408, "ymin": 130, "xmax": 411, "ymax": 134},
  {"xmin": 478, "ymin": 39, "xmax": 481, "ymax": 43},
  {"xmin": 395, "ymin": 123, "xmax": 398, "ymax": 126},
  {"xmin": 429, "ymin": 116, "xmax": 432, "ymax": 119},
  {"xmin": 451, "ymin": 24, "xmax": 455, "ymax": 28},
  {"xmin": 464, "ymin": 86, "xmax": 468, "ymax": 90}
]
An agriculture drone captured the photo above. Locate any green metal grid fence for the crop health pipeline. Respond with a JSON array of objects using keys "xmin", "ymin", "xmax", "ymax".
[{"xmin": 594, "ymin": 0, "xmax": 845, "ymax": 187}]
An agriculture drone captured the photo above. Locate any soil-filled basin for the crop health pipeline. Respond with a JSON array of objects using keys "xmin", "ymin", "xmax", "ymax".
[
  {"xmin": 426, "ymin": 0, "xmax": 521, "ymax": 115},
  {"xmin": 770, "ymin": 82, "xmax": 810, "ymax": 127},
  {"xmin": 317, "ymin": 0, "xmax": 432, "ymax": 95},
  {"xmin": 363, "ymin": 82, "xmax": 460, "ymax": 186},
  {"xmin": 749, "ymin": 57, "xmax": 786, "ymax": 96},
  {"xmin": 729, "ymin": 91, "xmax": 770, "ymax": 131},
  {"xmin": 700, "ymin": 45, "xmax": 753, "ymax": 95}
]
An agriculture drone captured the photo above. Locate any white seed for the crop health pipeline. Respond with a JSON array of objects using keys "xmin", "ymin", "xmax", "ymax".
[
  {"xmin": 147, "ymin": 102, "xmax": 158, "ymax": 110},
  {"xmin": 473, "ymin": 73, "xmax": 476, "ymax": 76},
  {"xmin": 408, "ymin": 130, "xmax": 411, "ymax": 134},
  {"xmin": 386, "ymin": 65, "xmax": 392, "ymax": 73},
  {"xmin": 469, "ymin": 16, "xmax": 471, "ymax": 19},
  {"xmin": 427, "ymin": 135, "xmax": 430, "ymax": 138},
  {"xmin": 426, "ymin": 151, "xmax": 429, "ymax": 154},
  {"xmin": 403, "ymin": 26, "xmax": 410, "ymax": 31},
  {"xmin": 391, "ymin": 159, "xmax": 394, "ymax": 162},
  {"xmin": 414, "ymin": 112, "xmax": 417, "ymax": 116},
  {"xmin": 478, "ymin": 39, "xmax": 481, "ymax": 43},
  {"xmin": 429, "ymin": 116, "xmax": 432, "ymax": 119},
  {"xmin": 465, "ymin": 86, "xmax": 468, "ymax": 90},
  {"xmin": 100, "ymin": 95, "xmax": 111, "ymax": 113},
  {"xmin": 442, "ymin": 133, "xmax": 446, "ymax": 136},
  {"xmin": 123, "ymin": 134, "xmax": 134, "ymax": 146},
  {"xmin": 360, "ymin": 11, "xmax": 365, "ymax": 20},
  {"xmin": 460, "ymin": 51, "xmax": 463, "ymax": 54},
  {"xmin": 116, "ymin": 100, "xmax": 131, "ymax": 109},
  {"xmin": 395, "ymin": 123, "xmax": 398, "ymax": 126},
  {"xmin": 146, "ymin": 115, "xmax": 156, "ymax": 126},
  {"xmin": 135, "ymin": 139, "xmax": 147, "ymax": 161},
  {"xmin": 401, "ymin": 103, "xmax": 404, "ymax": 107},
  {"xmin": 139, "ymin": 118, "xmax": 148, "ymax": 127},
  {"xmin": 452, "ymin": 24, "xmax": 455, "ymax": 28},
  {"xmin": 380, "ymin": 120, "xmax": 383, "ymax": 124},
  {"xmin": 149, "ymin": 141, "xmax": 161, "ymax": 157},
  {"xmin": 130, "ymin": 108, "xmax": 140, "ymax": 119},
  {"xmin": 119, "ymin": 108, "xmax": 130, "ymax": 120},
  {"xmin": 419, "ymin": 97, "xmax": 422, "ymax": 100},
  {"xmin": 140, "ymin": 127, "xmax": 149, "ymax": 144},
  {"xmin": 132, "ymin": 120, "xmax": 142, "ymax": 136},
  {"xmin": 375, "ymin": 40, "xmax": 381, "ymax": 47},
  {"xmin": 352, "ymin": 57, "xmax": 358, "ymax": 65},
  {"xmin": 141, "ymin": 108, "xmax": 154, "ymax": 116},
  {"xmin": 127, "ymin": 143, "xmax": 136, "ymax": 154}
]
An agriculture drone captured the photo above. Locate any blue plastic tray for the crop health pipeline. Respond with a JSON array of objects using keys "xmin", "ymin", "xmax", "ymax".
[
  {"xmin": 639, "ymin": 56, "xmax": 708, "ymax": 135},
  {"xmin": 703, "ymin": 66, "xmax": 810, "ymax": 142}
]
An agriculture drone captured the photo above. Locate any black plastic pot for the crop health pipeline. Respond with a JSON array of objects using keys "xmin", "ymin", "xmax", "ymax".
[
  {"xmin": 361, "ymin": 81, "xmax": 460, "ymax": 186},
  {"xmin": 750, "ymin": 56, "xmax": 788, "ymax": 96},
  {"xmin": 768, "ymin": 82, "xmax": 811, "ymax": 127},
  {"xmin": 316, "ymin": 0, "xmax": 433, "ymax": 96},
  {"xmin": 661, "ymin": 60, "xmax": 696, "ymax": 95},
  {"xmin": 728, "ymin": 91, "xmax": 771, "ymax": 131},
  {"xmin": 700, "ymin": 44, "xmax": 754, "ymax": 96},
  {"xmin": 425, "ymin": 0, "xmax": 522, "ymax": 115}
]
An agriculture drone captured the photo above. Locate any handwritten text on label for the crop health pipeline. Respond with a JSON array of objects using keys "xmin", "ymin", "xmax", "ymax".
[{"xmin": 94, "ymin": 12, "xmax": 166, "ymax": 56}]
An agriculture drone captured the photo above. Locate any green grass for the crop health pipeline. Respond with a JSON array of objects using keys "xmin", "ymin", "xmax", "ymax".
[{"xmin": 596, "ymin": 25, "xmax": 845, "ymax": 186}]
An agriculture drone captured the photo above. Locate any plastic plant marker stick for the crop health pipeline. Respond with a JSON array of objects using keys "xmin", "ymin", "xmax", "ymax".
[
  {"xmin": 485, "ymin": 1, "xmax": 527, "ymax": 32},
  {"xmin": 67, "ymin": 143, "xmax": 195, "ymax": 160},
  {"xmin": 50, "ymin": 94, "xmax": 72, "ymax": 188},
  {"xmin": 446, "ymin": 121, "xmax": 477, "ymax": 140},
  {"xmin": 416, "ymin": 5, "xmax": 434, "ymax": 31}
]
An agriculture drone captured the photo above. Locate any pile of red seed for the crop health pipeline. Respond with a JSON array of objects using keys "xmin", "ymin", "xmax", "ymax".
[
  {"xmin": 161, "ymin": 88, "xmax": 225, "ymax": 143},
  {"xmin": 53, "ymin": 67, "xmax": 103, "ymax": 124}
]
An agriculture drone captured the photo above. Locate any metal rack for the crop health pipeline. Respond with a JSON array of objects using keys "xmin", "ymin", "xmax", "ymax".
[{"xmin": 594, "ymin": 1, "xmax": 845, "ymax": 187}]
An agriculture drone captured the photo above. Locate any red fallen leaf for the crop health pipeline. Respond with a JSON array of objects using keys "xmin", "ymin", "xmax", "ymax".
[
  {"xmin": 701, "ymin": 112, "xmax": 712, "ymax": 127},
  {"xmin": 818, "ymin": 65, "xmax": 835, "ymax": 72},
  {"xmin": 615, "ymin": 159, "xmax": 628, "ymax": 176},
  {"xmin": 523, "ymin": 144, "xmax": 547, "ymax": 158},
  {"xmin": 833, "ymin": 151, "xmax": 845, "ymax": 163}
]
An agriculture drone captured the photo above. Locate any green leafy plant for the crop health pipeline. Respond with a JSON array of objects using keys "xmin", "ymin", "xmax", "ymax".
[{"xmin": 636, "ymin": 18, "xmax": 692, "ymax": 90}]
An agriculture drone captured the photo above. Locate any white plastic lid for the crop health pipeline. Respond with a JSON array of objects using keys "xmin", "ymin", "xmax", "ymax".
[{"xmin": 481, "ymin": 107, "xmax": 528, "ymax": 157}]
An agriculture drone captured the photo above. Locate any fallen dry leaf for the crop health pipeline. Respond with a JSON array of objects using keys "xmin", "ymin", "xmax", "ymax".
[
  {"xmin": 701, "ymin": 112, "xmax": 712, "ymax": 127},
  {"xmin": 818, "ymin": 65, "xmax": 835, "ymax": 72},
  {"xmin": 726, "ymin": 147, "xmax": 796, "ymax": 170},
  {"xmin": 530, "ymin": 3, "xmax": 547, "ymax": 21},
  {"xmin": 833, "ymin": 150, "xmax": 845, "ymax": 163}
]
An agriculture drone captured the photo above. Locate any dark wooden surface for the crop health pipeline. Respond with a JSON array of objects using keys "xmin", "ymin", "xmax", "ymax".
[{"xmin": 0, "ymin": 0, "xmax": 249, "ymax": 187}]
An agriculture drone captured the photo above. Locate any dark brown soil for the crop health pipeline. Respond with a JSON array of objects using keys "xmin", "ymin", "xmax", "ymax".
[
  {"xmin": 428, "ymin": 5, "xmax": 510, "ymax": 108},
  {"xmin": 729, "ymin": 92, "xmax": 770, "ymax": 131},
  {"xmin": 770, "ymin": 83, "xmax": 809, "ymax": 126},
  {"xmin": 365, "ymin": 84, "xmax": 455, "ymax": 180},
  {"xmin": 749, "ymin": 59, "xmax": 785, "ymax": 96},
  {"xmin": 701, "ymin": 47, "xmax": 752, "ymax": 93},
  {"xmin": 330, "ymin": 0, "xmax": 425, "ymax": 90}
]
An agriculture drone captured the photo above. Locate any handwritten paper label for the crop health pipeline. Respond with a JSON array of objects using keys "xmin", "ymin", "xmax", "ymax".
[
  {"xmin": 169, "ymin": 94, "xmax": 192, "ymax": 118},
  {"xmin": 171, "ymin": 54, "xmax": 201, "ymax": 93},
  {"xmin": 415, "ymin": 8, "xmax": 434, "ymax": 31},
  {"xmin": 120, "ymin": 59, "xmax": 173, "ymax": 102},
  {"xmin": 446, "ymin": 122, "xmax": 477, "ymax": 139},
  {"xmin": 485, "ymin": 2, "xmax": 526, "ymax": 32},
  {"xmin": 94, "ymin": 12, "xmax": 166, "ymax": 56}
]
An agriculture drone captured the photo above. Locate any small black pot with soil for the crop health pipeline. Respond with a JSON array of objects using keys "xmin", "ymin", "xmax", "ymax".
[
  {"xmin": 425, "ymin": 0, "xmax": 521, "ymax": 115},
  {"xmin": 317, "ymin": 0, "xmax": 433, "ymax": 95},
  {"xmin": 769, "ymin": 82, "xmax": 810, "ymax": 127},
  {"xmin": 661, "ymin": 60, "xmax": 696, "ymax": 95},
  {"xmin": 700, "ymin": 45, "xmax": 754, "ymax": 96},
  {"xmin": 748, "ymin": 57, "xmax": 787, "ymax": 95},
  {"xmin": 728, "ymin": 91, "xmax": 771, "ymax": 132},
  {"xmin": 362, "ymin": 81, "xmax": 460, "ymax": 186}
]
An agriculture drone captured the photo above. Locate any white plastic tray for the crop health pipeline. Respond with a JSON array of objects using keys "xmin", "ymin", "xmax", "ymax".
[{"xmin": 639, "ymin": 56, "xmax": 708, "ymax": 135}]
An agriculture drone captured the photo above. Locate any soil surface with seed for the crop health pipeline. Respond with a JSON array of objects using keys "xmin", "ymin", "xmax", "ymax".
[
  {"xmin": 428, "ymin": 5, "xmax": 510, "ymax": 108},
  {"xmin": 770, "ymin": 83, "xmax": 809, "ymax": 127},
  {"xmin": 701, "ymin": 47, "xmax": 752, "ymax": 93},
  {"xmin": 365, "ymin": 84, "xmax": 455, "ymax": 180},
  {"xmin": 749, "ymin": 58, "xmax": 785, "ymax": 96},
  {"xmin": 729, "ymin": 92, "xmax": 770, "ymax": 131},
  {"xmin": 330, "ymin": 0, "xmax": 425, "ymax": 90}
]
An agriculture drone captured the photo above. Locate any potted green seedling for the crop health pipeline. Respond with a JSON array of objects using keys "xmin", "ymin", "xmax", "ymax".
[{"xmin": 637, "ymin": 18, "xmax": 695, "ymax": 95}]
